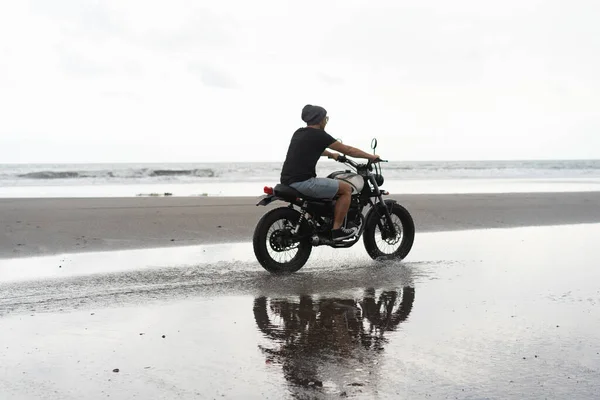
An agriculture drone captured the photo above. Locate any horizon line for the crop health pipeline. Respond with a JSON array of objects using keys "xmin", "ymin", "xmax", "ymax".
[{"xmin": 2, "ymin": 157, "xmax": 600, "ymax": 165}]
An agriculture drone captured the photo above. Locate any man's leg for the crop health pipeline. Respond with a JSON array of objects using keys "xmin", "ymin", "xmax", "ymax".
[{"xmin": 333, "ymin": 181, "xmax": 352, "ymax": 230}]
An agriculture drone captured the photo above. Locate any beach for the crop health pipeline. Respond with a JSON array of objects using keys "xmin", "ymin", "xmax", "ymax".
[
  {"xmin": 2, "ymin": 191, "xmax": 600, "ymax": 399},
  {"xmin": 5, "ymin": 0, "xmax": 600, "ymax": 396},
  {"xmin": 2, "ymin": 191, "xmax": 600, "ymax": 258}
]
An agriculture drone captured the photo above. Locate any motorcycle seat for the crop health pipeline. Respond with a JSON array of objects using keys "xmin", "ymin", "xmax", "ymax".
[{"xmin": 274, "ymin": 184, "xmax": 334, "ymax": 202}]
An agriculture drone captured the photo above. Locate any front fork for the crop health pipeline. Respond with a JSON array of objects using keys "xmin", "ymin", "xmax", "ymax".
[{"xmin": 369, "ymin": 176, "xmax": 397, "ymax": 239}]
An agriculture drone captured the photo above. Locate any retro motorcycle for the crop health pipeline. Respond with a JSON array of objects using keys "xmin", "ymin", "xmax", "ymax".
[{"xmin": 253, "ymin": 138, "xmax": 415, "ymax": 274}]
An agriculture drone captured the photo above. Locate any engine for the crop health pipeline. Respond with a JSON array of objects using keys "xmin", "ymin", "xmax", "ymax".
[{"xmin": 347, "ymin": 196, "xmax": 361, "ymax": 222}]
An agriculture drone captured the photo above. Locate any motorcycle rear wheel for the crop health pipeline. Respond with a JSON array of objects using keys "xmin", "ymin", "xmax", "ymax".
[{"xmin": 253, "ymin": 207, "xmax": 312, "ymax": 274}]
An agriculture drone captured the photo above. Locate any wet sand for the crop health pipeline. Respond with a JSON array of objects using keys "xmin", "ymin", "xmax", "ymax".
[
  {"xmin": 1, "ymin": 225, "xmax": 600, "ymax": 399},
  {"xmin": 3, "ymin": 191, "xmax": 600, "ymax": 258}
]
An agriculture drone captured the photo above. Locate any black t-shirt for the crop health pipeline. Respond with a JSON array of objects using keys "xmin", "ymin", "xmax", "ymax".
[{"xmin": 280, "ymin": 127, "xmax": 337, "ymax": 185}]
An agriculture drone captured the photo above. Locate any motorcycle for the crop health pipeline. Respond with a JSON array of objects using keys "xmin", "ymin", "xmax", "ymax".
[{"xmin": 253, "ymin": 138, "xmax": 415, "ymax": 274}]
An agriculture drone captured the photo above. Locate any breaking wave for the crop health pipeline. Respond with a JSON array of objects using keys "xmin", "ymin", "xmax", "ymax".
[
  {"xmin": 149, "ymin": 169, "xmax": 215, "ymax": 177},
  {"xmin": 18, "ymin": 171, "xmax": 83, "ymax": 179},
  {"xmin": 3, "ymin": 160, "xmax": 600, "ymax": 185},
  {"xmin": 17, "ymin": 168, "xmax": 217, "ymax": 180}
]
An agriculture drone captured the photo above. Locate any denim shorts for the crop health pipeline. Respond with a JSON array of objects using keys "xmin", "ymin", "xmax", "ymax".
[{"xmin": 289, "ymin": 177, "xmax": 339, "ymax": 200}]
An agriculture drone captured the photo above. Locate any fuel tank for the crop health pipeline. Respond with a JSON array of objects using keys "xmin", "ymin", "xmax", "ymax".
[{"xmin": 327, "ymin": 171, "xmax": 365, "ymax": 194}]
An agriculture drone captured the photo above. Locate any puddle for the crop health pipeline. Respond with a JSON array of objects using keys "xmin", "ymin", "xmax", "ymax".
[
  {"xmin": 2, "ymin": 222, "xmax": 600, "ymax": 284},
  {"xmin": 0, "ymin": 242, "xmax": 257, "ymax": 283},
  {"xmin": 1, "ymin": 224, "xmax": 600, "ymax": 398}
]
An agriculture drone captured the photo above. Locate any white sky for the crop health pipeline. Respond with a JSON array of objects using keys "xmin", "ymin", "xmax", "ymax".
[{"xmin": 1, "ymin": 0, "xmax": 599, "ymax": 163}]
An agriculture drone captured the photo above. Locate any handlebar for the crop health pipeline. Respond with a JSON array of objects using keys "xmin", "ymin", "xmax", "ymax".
[{"xmin": 336, "ymin": 155, "xmax": 387, "ymax": 170}]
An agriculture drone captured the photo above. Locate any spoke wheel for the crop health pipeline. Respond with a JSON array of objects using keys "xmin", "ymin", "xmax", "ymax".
[
  {"xmin": 253, "ymin": 207, "xmax": 312, "ymax": 274},
  {"xmin": 363, "ymin": 203, "xmax": 415, "ymax": 261}
]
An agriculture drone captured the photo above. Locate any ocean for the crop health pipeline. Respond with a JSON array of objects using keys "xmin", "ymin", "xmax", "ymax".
[{"xmin": 1, "ymin": 160, "xmax": 600, "ymax": 198}]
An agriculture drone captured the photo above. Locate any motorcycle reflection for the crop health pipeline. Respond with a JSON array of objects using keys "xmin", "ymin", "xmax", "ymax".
[{"xmin": 253, "ymin": 287, "xmax": 415, "ymax": 396}]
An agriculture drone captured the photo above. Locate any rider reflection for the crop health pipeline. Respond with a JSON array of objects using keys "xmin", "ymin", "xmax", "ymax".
[{"xmin": 253, "ymin": 287, "xmax": 415, "ymax": 396}]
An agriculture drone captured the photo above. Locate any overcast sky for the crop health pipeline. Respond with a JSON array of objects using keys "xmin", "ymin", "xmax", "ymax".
[{"xmin": 1, "ymin": 0, "xmax": 599, "ymax": 163}]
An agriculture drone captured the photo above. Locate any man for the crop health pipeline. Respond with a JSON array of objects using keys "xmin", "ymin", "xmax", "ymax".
[{"xmin": 280, "ymin": 104, "xmax": 380, "ymax": 241}]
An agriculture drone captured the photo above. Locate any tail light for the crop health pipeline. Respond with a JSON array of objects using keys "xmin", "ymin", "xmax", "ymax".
[
  {"xmin": 381, "ymin": 190, "xmax": 389, "ymax": 195},
  {"xmin": 264, "ymin": 186, "xmax": 274, "ymax": 195}
]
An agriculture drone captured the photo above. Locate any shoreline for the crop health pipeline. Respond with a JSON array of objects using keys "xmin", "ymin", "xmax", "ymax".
[
  {"xmin": 3, "ymin": 177, "xmax": 600, "ymax": 199},
  {"xmin": 3, "ymin": 191, "xmax": 600, "ymax": 259}
]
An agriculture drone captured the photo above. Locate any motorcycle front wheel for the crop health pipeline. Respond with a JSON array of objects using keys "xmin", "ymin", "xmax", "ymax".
[{"xmin": 363, "ymin": 203, "xmax": 415, "ymax": 261}]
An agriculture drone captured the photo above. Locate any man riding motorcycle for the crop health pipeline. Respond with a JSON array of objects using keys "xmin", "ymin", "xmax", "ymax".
[{"xmin": 280, "ymin": 104, "xmax": 381, "ymax": 241}]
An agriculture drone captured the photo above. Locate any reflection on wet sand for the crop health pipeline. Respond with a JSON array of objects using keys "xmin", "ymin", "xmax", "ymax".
[{"xmin": 254, "ymin": 286, "xmax": 415, "ymax": 398}]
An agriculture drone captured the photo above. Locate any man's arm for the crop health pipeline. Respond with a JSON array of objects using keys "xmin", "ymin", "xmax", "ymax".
[
  {"xmin": 328, "ymin": 141, "xmax": 378, "ymax": 161},
  {"xmin": 321, "ymin": 150, "xmax": 339, "ymax": 159}
]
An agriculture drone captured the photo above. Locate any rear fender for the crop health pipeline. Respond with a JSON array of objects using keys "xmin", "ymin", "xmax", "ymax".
[{"xmin": 257, "ymin": 195, "xmax": 282, "ymax": 206}]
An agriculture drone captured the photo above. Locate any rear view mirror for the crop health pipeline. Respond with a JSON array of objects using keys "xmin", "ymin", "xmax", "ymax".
[{"xmin": 371, "ymin": 138, "xmax": 378, "ymax": 151}]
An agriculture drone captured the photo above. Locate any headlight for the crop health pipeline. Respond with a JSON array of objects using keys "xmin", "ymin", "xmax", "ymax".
[{"xmin": 374, "ymin": 174, "xmax": 384, "ymax": 186}]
